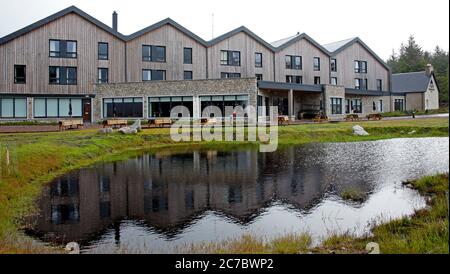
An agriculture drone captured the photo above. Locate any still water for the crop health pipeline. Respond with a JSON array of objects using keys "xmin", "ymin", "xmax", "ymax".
[{"xmin": 25, "ymin": 137, "xmax": 449, "ymax": 253}]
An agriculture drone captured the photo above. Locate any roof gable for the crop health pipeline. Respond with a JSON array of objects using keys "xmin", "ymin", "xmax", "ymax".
[
  {"xmin": 0, "ymin": 6, "xmax": 126, "ymax": 45},
  {"xmin": 208, "ymin": 26, "xmax": 275, "ymax": 51},
  {"xmin": 126, "ymin": 18, "xmax": 208, "ymax": 46},
  {"xmin": 272, "ymin": 33, "xmax": 331, "ymax": 55},
  {"xmin": 323, "ymin": 37, "xmax": 390, "ymax": 71}
]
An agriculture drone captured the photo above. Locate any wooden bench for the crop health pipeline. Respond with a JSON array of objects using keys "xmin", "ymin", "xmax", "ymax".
[
  {"xmin": 367, "ymin": 113, "xmax": 383, "ymax": 120},
  {"xmin": 278, "ymin": 116, "xmax": 289, "ymax": 126},
  {"xmin": 149, "ymin": 118, "xmax": 173, "ymax": 128},
  {"xmin": 59, "ymin": 119, "xmax": 84, "ymax": 131},
  {"xmin": 313, "ymin": 114, "xmax": 328, "ymax": 123},
  {"xmin": 103, "ymin": 119, "xmax": 128, "ymax": 128},
  {"xmin": 345, "ymin": 114, "xmax": 360, "ymax": 121}
]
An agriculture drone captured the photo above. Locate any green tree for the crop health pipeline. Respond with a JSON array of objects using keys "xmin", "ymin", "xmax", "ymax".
[{"xmin": 388, "ymin": 36, "xmax": 449, "ymax": 104}]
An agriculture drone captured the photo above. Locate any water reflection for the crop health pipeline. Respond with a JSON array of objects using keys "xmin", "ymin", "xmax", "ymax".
[{"xmin": 26, "ymin": 137, "xmax": 449, "ymax": 252}]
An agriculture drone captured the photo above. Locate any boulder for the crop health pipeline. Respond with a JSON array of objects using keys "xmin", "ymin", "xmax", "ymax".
[
  {"xmin": 353, "ymin": 125, "xmax": 369, "ymax": 136},
  {"xmin": 118, "ymin": 127, "xmax": 138, "ymax": 135},
  {"xmin": 130, "ymin": 119, "xmax": 142, "ymax": 131}
]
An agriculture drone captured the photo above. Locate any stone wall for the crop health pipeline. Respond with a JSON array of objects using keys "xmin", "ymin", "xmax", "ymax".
[
  {"xmin": 93, "ymin": 78, "xmax": 258, "ymax": 122},
  {"xmin": 323, "ymin": 84, "xmax": 345, "ymax": 119}
]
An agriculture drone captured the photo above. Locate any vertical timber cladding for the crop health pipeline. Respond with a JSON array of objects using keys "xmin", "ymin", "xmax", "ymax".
[{"xmin": 93, "ymin": 78, "xmax": 258, "ymax": 122}]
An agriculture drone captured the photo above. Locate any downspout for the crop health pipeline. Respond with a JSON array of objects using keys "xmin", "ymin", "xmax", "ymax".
[
  {"xmin": 124, "ymin": 42, "xmax": 128, "ymax": 82},
  {"xmin": 206, "ymin": 46, "xmax": 209, "ymax": 79}
]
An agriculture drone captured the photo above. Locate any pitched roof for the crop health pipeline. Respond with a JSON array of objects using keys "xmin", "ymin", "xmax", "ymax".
[
  {"xmin": 126, "ymin": 18, "xmax": 208, "ymax": 46},
  {"xmin": 0, "ymin": 6, "xmax": 126, "ymax": 45},
  {"xmin": 271, "ymin": 33, "xmax": 331, "ymax": 54},
  {"xmin": 208, "ymin": 26, "xmax": 275, "ymax": 50},
  {"xmin": 322, "ymin": 37, "xmax": 390, "ymax": 71},
  {"xmin": 322, "ymin": 37, "xmax": 356, "ymax": 52},
  {"xmin": 391, "ymin": 71, "xmax": 432, "ymax": 93}
]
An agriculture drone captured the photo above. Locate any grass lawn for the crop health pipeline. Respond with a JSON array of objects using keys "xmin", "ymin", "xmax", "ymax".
[
  {"xmin": 0, "ymin": 117, "xmax": 448, "ymax": 253},
  {"xmin": 382, "ymin": 106, "xmax": 449, "ymax": 117}
]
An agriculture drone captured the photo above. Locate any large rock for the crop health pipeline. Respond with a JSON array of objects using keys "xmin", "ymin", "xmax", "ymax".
[
  {"xmin": 130, "ymin": 119, "xmax": 142, "ymax": 131},
  {"xmin": 353, "ymin": 125, "xmax": 369, "ymax": 136},
  {"xmin": 118, "ymin": 127, "xmax": 138, "ymax": 135}
]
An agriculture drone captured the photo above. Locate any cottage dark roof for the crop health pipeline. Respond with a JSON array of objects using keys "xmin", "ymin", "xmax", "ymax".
[{"xmin": 391, "ymin": 71, "xmax": 432, "ymax": 93}]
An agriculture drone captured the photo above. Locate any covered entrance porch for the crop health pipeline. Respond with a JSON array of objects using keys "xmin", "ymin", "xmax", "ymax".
[{"xmin": 257, "ymin": 81, "xmax": 324, "ymax": 121}]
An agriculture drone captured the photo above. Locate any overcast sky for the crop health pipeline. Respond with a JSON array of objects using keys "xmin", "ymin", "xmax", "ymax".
[{"xmin": 0, "ymin": 0, "xmax": 448, "ymax": 60}]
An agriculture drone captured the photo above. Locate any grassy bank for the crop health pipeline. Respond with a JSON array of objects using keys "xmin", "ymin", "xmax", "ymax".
[
  {"xmin": 183, "ymin": 174, "xmax": 449, "ymax": 254},
  {"xmin": 0, "ymin": 118, "xmax": 448, "ymax": 253},
  {"xmin": 382, "ymin": 106, "xmax": 449, "ymax": 117}
]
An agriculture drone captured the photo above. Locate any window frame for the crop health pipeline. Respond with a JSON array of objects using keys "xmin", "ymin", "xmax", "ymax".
[
  {"xmin": 142, "ymin": 69, "xmax": 166, "ymax": 81},
  {"xmin": 33, "ymin": 97, "xmax": 82, "ymax": 118},
  {"xmin": 285, "ymin": 55, "xmax": 302, "ymax": 70},
  {"xmin": 98, "ymin": 42, "xmax": 109, "ymax": 60},
  {"xmin": 221, "ymin": 72, "xmax": 241, "ymax": 79},
  {"xmin": 0, "ymin": 97, "xmax": 27, "ymax": 118},
  {"xmin": 184, "ymin": 70, "xmax": 193, "ymax": 80},
  {"xmin": 313, "ymin": 57, "xmax": 321, "ymax": 71},
  {"xmin": 183, "ymin": 47, "xmax": 193, "ymax": 64},
  {"xmin": 331, "ymin": 77, "xmax": 338, "ymax": 85},
  {"xmin": 314, "ymin": 76, "xmax": 321, "ymax": 85},
  {"xmin": 255, "ymin": 52, "xmax": 263, "ymax": 68},
  {"xmin": 14, "ymin": 65, "xmax": 26, "ymax": 84},
  {"xmin": 49, "ymin": 66, "xmax": 77, "ymax": 85},
  {"xmin": 220, "ymin": 50, "xmax": 241, "ymax": 66},
  {"xmin": 330, "ymin": 58, "xmax": 337, "ymax": 72},
  {"xmin": 98, "ymin": 68, "xmax": 109, "ymax": 84},
  {"xmin": 142, "ymin": 45, "xmax": 166, "ymax": 63},
  {"xmin": 355, "ymin": 78, "xmax": 362, "ymax": 89},
  {"xmin": 49, "ymin": 39, "xmax": 77, "ymax": 59},
  {"xmin": 376, "ymin": 79, "xmax": 383, "ymax": 91},
  {"xmin": 331, "ymin": 97, "xmax": 343, "ymax": 115}
]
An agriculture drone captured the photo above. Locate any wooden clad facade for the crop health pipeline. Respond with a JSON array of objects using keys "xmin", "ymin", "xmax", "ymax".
[
  {"xmin": 330, "ymin": 42, "xmax": 390, "ymax": 91},
  {"xmin": 207, "ymin": 32, "xmax": 275, "ymax": 81},
  {"xmin": 126, "ymin": 24, "xmax": 207, "ymax": 82},
  {"xmin": 0, "ymin": 13, "xmax": 126, "ymax": 95}
]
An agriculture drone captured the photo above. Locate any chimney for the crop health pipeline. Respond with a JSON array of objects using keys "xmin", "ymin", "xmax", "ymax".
[
  {"xmin": 426, "ymin": 64, "xmax": 434, "ymax": 76},
  {"xmin": 112, "ymin": 11, "xmax": 118, "ymax": 32}
]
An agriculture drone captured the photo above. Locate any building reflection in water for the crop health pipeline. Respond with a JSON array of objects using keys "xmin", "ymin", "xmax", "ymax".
[{"xmin": 27, "ymin": 146, "xmax": 372, "ymax": 245}]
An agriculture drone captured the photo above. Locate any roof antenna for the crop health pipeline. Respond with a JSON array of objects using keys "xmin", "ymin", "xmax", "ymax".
[{"xmin": 211, "ymin": 13, "xmax": 214, "ymax": 39}]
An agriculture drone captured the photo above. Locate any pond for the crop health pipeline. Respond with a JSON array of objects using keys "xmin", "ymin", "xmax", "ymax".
[{"xmin": 25, "ymin": 137, "xmax": 449, "ymax": 253}]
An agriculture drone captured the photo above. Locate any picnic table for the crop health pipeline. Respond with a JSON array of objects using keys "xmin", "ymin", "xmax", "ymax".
[
  {"xmin": 59, "ymin": 119, "xmax": 84, "ymax": 131},
  {"xmin": 313, "ymin": 114, "xmax": 328, "ymax": 123},
  {"xmin": 278, "ymin": 115, "xmax": 289, "ymax": 126},
  {"xmin": 367, "ymin": 113, "xmax": 383, "ymax": 120},
  {"xmin": 149, "ymin": 118, "xmax": 173, "ymax": 128},
  {"xmin": 103, "ymin": 119, "xmax": 128, "ymax": 128},
  {"xmin": 345, "ymin": 114, "xmax": 360, "ymax": 121}
]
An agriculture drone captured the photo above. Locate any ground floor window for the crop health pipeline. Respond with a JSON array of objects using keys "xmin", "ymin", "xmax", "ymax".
[
  {"xmin": 394, "ymin": 99, "xmax": 404, "ymax": 111},
  {"xmin": 149, "ymin": 96, "xmax": 193, "ymax": 118},
  {"xmin": 200, "ymin": 95, "xmax": 248, "ymax": 117},
  {"xmin": 352, "ymin": 99, "xmax": 362, "ymax": 113},
  {"xmin": 34, "ymin": 98, "xmax": 82, "ymax": 118},
  {"xmin": 0, "ymin": 97, "xmax": 27, "ymax": 118},
  {"xmin": 103, "ymin": 97, "xmax": 143, "ymax": 118},
  {"xmin": 331, "ymin": 98, "xmax": 343, "ymax": 115}
]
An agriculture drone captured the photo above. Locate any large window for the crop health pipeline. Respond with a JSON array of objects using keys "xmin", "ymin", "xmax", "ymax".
[
  {"xmin": 184, "ymin": 48, "xmax": 192, "ymax": 64},
  {"xmin": 352, "ymin": 99, "xmax": 362, "ymax": 113},
  {"xmin": 49, "ymin": 40, "xmax": 77, "ymax": 58},
  {"xmin": 14, "ymin": 65, "xmax": 26, "ymax": 84},
  {"xmin": 103, "ymin": 97, "xmax": 143, "ymax": 118},
  {"xmin": 255, "ymin": 52, "xmax": 263, "ymax": 67},
  {"xmin": 331, "ymin": 98, "xmax": 342, "ymax": 115},
  {"xmin": 221, "ymin": 72, "xmax": 241, "ymax": 79},
  {"xmin": 331, "ymin": 58, "xmax": 337, "ymax": 72},
  {"xmin": 286, "ymin": 55, "xmax": 302, "ymax": 70},
  {"xmin": 376, "ymin": 79, "xmax": 383, "ymax": 91},
  {"xmin": 200, "ymin": 95, "xmax": 248, "ymax": 118},
  {"xmin": 184, "ymin": 71, "xmax": 193, "ymax": 80},
  {"xmin": 354, "ymin": 60, "xmax": 367, "ymax": 73},
  {"xmin": 314, "ymin": 77, "xmax": 321, "ymax": 85},
  {"xmin": 142, "ymin": 45, "xmax": 166, "ymax": 62},
  {"xmin": 394, "ymin": 99, "xmax": 404, "ymax": 111},
  {"xmin": 0, "ymin": 97, "xmax": 27, "ymax": 118},
  {"xmin": 98, "ymin": 42, "xmax": 109, "ymax": 60},
  {"xmin": 313, "ymin": 57, "xmax": 321, "ymax": 71},
  {"xmin": 34, "ymin": 98, "xmax": 82, "ymax": 118},
  {"xmin": 142, "ymin": 69, "xmax": 166, "ymax": 81},
  {"xmin": 98, "ymin": 68, "xmax": 108, "ymax": 83},
  {"xmin": 221, "ymin": 50, "xmax": 241, "ymax": 66},
  {"xmin": 149, "ymin": 96, "xmax": 193, "ymax": 118},
  {"xmin": 49, "ymin": 67, "xmax": 77, "ymax": 85},
  {"xmin": 286, "ymin": 75, "xmax": 302, "ymax": 84}
]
